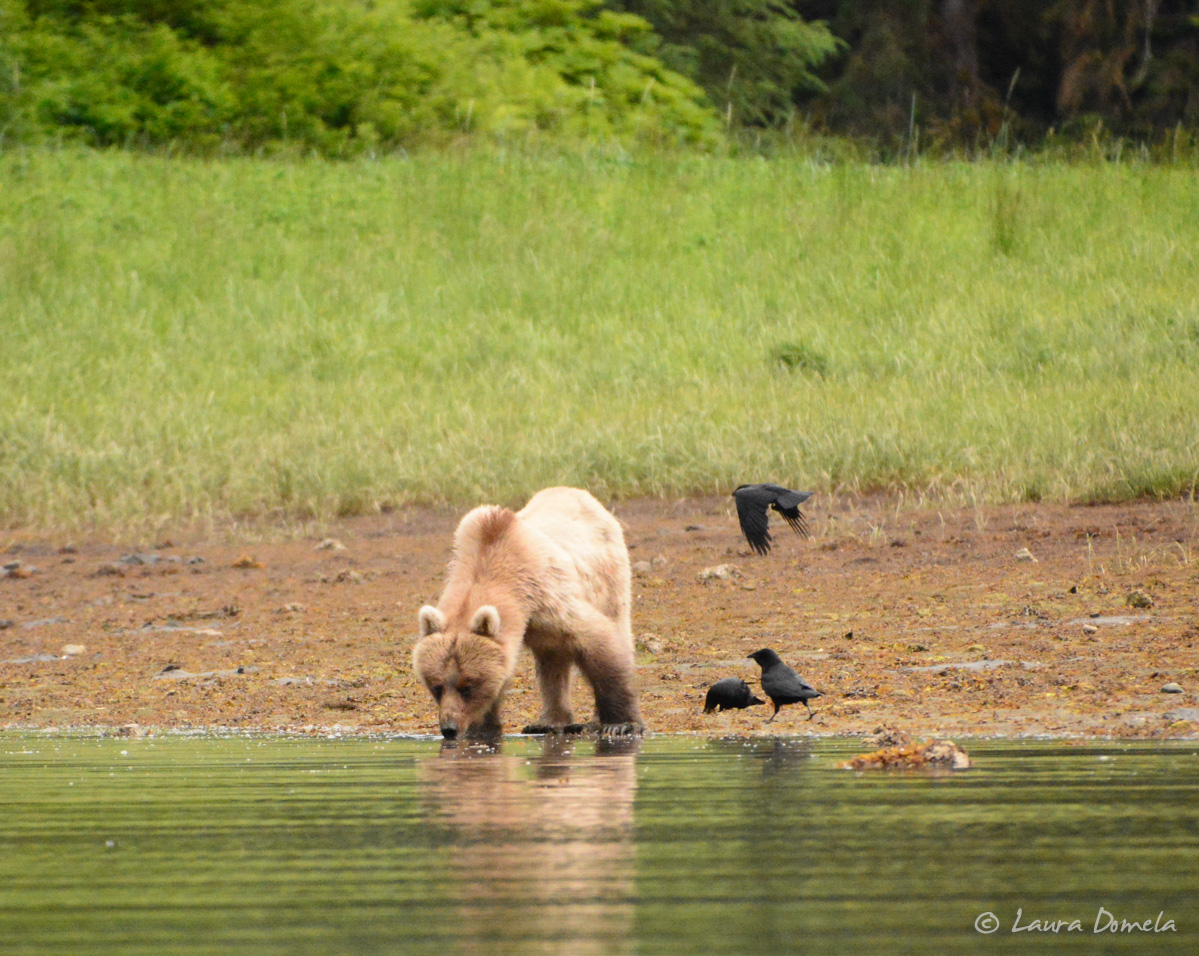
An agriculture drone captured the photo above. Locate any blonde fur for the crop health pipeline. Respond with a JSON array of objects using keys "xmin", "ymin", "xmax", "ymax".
[{"xmin": 412, "ymin": 487, "xmax": 644, "ymax": 738}]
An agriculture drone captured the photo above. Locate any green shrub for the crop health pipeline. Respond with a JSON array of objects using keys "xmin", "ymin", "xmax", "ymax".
[{"xmin": 0, "ymin": 0, "xmax": 721, "ymax": 153}]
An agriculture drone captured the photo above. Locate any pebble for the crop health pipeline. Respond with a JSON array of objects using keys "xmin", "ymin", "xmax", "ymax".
[
  {"xmin": 697, "ymin": 563, "xmax": 738, "ymax": 581},
  {"xmin": 1126, "ymin": 590, "xmax": 1154, "ymax": 609},
  {"xmin": 119, "ymin": 553, "xmax": 173, "ymax": 566},
  {"xmin": 1014, "ymin": 547, "xmax": 1038, "ymax": 562},
  {"xmin": 61, "ymin": 644, "xmax": 86, "ymax": 657},
  {"xmin": 315, "ymin": 538, "xmax": 346, "ymax": 551},
  {"xmin": 1161, "ymin": 683, "xmax": 1184, "ymax": 694},
  {"xmin": 636, "ymin": 634, "xmax": 664, "ymax": 655},
  {"xmin": 155, "ymin": 665, "xmax": 259, "ymax": 681},
  {"xmin": 1082, "ymin": 623, "xmax": 1099, "ymax": 634},
  {"xmin": 632, "ymin": 560, "xmax": 654, "ymax": 576}
]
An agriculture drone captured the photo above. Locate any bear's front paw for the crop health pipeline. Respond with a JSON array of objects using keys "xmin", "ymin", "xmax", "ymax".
[
  {"xmin": 599, "ymin": 722, "xmax": 645, "ymax": 737},
  {"xmin": 522, "ymin": 722, "xmax": 590, "ymax": 735}
]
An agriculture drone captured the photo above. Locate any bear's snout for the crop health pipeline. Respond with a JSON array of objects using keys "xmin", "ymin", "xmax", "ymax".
[{"xmin": 440, "ymin": 721, "xmax": 458, "ymax": 740}]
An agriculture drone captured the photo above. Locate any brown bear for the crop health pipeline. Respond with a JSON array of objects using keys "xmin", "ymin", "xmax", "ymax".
[{"xmin": 412, "ymin": 486, "xmax": 644, "ymax": 739}]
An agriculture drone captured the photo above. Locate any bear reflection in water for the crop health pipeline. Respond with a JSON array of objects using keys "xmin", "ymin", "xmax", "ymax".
[{"xmin": 419, "ymin": 735, "xmax": 639, "ymax": 955}]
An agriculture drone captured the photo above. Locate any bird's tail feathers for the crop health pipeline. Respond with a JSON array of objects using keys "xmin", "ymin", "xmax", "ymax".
[{"xmin": 780, "ymin": 509, "xmax": 810, "ymax": 538}]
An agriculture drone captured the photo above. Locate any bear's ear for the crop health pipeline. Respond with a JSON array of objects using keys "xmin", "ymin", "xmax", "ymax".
[
  {"xmin": 418, "ymin": 605, "xmax": 446, "ymax": 637},
  {"xmin": 469, "ymin": 605, "xmax": 501, "ymax": 639}
]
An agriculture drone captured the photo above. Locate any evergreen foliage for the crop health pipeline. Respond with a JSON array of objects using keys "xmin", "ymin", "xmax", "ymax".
[{"xmin": 606, "ymin": 0, "xmax": 841, "ymax": 125}]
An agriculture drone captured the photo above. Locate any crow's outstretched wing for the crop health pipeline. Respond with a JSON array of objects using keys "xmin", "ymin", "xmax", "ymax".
[
  {"xmin": 733, "ymin": 486, "xmax": 773, "ymax": 555},
  {"xmin": 763, "ymin": 485, "xmax": 813, "ymax": 539}
]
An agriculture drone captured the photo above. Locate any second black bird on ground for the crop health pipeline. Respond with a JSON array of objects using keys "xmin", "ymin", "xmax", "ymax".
[
  {"xmin": 748, "ymin": 648, "xmax": 822, "ymax": 721},
  {"xmin": 733, "ymin": 484, "xmax": 813, "ymax": 555},
  {"xmin": 703, "ymin": 677, "xmax": 765, "ymax": 714}
]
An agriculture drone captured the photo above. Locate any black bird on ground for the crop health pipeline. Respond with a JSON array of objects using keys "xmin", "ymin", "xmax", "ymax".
[
  {"xmin": 703, "ymin": 677, "xmax": 765, "ymax": 714},
  {"xmin": 748, "ymin": 648, "xmax": 822, "ymax": 722},
  {"xmin": 732, "ymin": 484, "xmax": 813, "ymax": 555}
]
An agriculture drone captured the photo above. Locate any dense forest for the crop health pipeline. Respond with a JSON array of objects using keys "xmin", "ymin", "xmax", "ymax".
[{"xmin": 1, "ymin": 0, "xmax": 1196, "ymax": 154}]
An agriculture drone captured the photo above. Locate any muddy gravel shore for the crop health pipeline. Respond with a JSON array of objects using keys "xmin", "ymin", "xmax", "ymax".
[{"xmin": 2, "ymin": 496, "xmax": 1197, "ymax": 739}]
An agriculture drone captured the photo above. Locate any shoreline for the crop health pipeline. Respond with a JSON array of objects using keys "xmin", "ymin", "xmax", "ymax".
[{"xmin": 3, "ymin": 495, "xmax": 1197, "ymax": 740}]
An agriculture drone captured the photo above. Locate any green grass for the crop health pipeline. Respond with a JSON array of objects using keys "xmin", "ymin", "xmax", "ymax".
[{"xmin": 2, "ymin": 148, "xmax": 1198, "ymax": 531}]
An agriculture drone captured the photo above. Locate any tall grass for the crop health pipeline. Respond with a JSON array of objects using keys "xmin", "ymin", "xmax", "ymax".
[{"xmin": 2, "ymin": 149, "xmax": 1198, "ymax": 530}]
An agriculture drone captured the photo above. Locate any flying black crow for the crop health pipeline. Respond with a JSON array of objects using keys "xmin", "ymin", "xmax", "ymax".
[
  {"xmin": 748, "ymin": 648, "xmax": 822, "ymax": 721},
  {"xmin": 732, "ymin": 484, "xmax": 813, "ymax": 555},
  {"xmin": 703, "ymin": 677, "xmax": 765, "ymax": 714}
]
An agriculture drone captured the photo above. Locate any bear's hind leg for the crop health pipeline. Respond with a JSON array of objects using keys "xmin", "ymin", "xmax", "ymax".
[
  {"xmin": 522, "ymin": 647, "xmax": 581, "ymax": 735},
  {"xmin": 571, "ymin": 612, "xmax": 645, "ymax": 736}
]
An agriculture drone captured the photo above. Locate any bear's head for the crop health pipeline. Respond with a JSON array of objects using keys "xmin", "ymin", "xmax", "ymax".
[{"xmin": 413, "ymin": 604, "xmax": 509, "ymax": 739}]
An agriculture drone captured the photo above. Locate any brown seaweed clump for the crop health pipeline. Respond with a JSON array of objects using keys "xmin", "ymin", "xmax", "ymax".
[{"xmin": 844, "ymin": 738, "xmax": 972, "ymax": 771}]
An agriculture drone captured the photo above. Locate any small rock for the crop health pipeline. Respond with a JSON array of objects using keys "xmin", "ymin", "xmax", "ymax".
[
  {"xmin": 1014, "ymin": 547, "xmax": 1038, "ymax": 562},
  {"xmin": 92, "ymin": 563, "xmax": 125, "ymax": 577},
  {"xmin": 232, "ymin": 555, "xmax": 263, "ymax": 569},
  {"xmin": 1126, "ymin": 590, "xmax": 1153, "ymax": 609},
  {"xmin": 275, "ymin": 602, "xmax": 305, "ymax": 614},
  {"xmin": 631, "ymin": 560, "xmax": 654, "ymax": 576},
  {"xmin": 2, "ymin": 561, "xmax": 20, "ymax": 571},
  {"xmin": 650, "ymin": 555, "xmax": 668, "ymax": 568},
  {"xmin": 331, "ymin": 569, "xmax": 363, "ymax": 584},
  {"xmin": 967, "ymin": 644, "xmax": 986, "ymax": 653},
  {"xmin": 636, "ymin": 634, "xmax": 664, "ymax": 655},
  {"xmin": 21, "ymin": 616, "xmax": 66, "ymax": 629},
  {"xmin": 315, "ymin": 538, "xmax": 346, "ymax": 551},
  {"xmin": 0, "ymin": 619, "xmax": 13, "ymax": 630},
  {"xmin": 1162, "ymin": 683, "xmax": 1184, "ymax": 694},
  {"xmin": 697, "ymin": 563, "xmax": 738, "ymax": 581},
  {"xmin": 683, "ymin": 524, "xmax": 704, "ymax": 532},
  {"xmin": 186, "ymin": 556, "xmax": 205, "ymax": 565},
  {"xmin": 61, "ymin": 644, "xmax": 86, "ymax": 657},
  {"xmin": 1082, "ymin": 623, "xmax": 1099, "ymax": 634}
]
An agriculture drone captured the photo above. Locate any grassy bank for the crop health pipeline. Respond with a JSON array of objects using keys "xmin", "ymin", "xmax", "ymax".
[{"xmin": 2, "ymin": 149, "xmax": 1198, "ymax": 531}]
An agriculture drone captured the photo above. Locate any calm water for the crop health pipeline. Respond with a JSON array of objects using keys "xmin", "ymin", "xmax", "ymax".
[{"xmin": 0, "ymin": 734, "xmax": 1195, "ymax": 955}]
